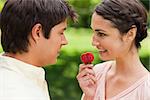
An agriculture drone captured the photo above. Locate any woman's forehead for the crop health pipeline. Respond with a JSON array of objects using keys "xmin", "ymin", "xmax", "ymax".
[{"xmin": 91, "ymin": 13, "xmax": 114, "ymax": 30}]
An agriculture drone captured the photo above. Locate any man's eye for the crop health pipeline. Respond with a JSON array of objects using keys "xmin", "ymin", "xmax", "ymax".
[{"xmin": 60, "ymin": 33, "xmax": 64, "ymax": 35}]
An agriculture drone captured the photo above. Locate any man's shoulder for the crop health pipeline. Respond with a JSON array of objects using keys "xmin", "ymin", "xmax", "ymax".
[
  {"xmin": 0, "ymin": 67, "xmax": 42, "ymax": 97},
  {"xmin": 0, "ymin": 66, "xmax": 23, "ymax": 85}
]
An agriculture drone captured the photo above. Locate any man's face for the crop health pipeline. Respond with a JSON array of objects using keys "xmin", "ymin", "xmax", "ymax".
[{"xmin": 37, "ymin": 20, "xmax": 68, "ymax": 66}]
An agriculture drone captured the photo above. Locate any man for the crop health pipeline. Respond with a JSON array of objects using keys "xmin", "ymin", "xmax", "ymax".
[{"xmin": 0, "ymin": 0, "xmax": 76, "ymax": 100}]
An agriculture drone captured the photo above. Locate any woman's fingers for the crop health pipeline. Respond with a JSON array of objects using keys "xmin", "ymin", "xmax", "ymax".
[
  {"xmin": 88, "ymin": 74, "xmax": 96, "ymax": 84},
  {"xmin": 79, "ymin": 64, "xmax": 94, "ymax": 73},
  {"xmin": 77, "ymin": 67, "xmax": 95, "ymax": 78},
  {"xmin": 77, "ymin": 65, "xmax": 96, "ymax": 86},
  {"xmin": 77, "ymin": 64, "xmax": 97, "ymax": 97},
  {"xmin": 77, "ymin": 74, "xmax": 96, "ymax": 86}
]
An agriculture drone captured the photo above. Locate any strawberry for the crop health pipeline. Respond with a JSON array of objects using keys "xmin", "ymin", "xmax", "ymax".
[{"xmin": 80, "ymin": 52, "xmax": 94, "ymax": 64}]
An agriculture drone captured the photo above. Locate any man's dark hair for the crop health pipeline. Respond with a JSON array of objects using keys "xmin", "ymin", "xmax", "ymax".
[
  {"xmin": 95, "ymin": 0, "xmax": 148, "ymax": 48},
  {"xmin": 0, "ymin": 0, "xmax": 77, "ymax": 53}
]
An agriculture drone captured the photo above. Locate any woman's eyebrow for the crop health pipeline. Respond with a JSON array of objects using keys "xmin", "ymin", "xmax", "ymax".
[
  {"xmin": 90, "ymin": 26, "xmax": 106, "ymax": 32},
  {"xmin": 95, "ymin": 29, "xmax": 106, "ymax": 32}
]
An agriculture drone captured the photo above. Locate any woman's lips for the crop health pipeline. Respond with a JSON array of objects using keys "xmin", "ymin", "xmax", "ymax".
[{"xmin": 99, "ymin": 49, "xmax": 107, "ymax": 52}]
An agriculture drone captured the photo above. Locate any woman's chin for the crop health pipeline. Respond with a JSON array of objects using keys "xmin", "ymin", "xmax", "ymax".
[{"xmin": 99, "ymin": 56, "xmax": 113, "ymax": 61}]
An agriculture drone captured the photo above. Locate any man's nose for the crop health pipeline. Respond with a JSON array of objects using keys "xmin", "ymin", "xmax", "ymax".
[{"xmin": 62, "ymin": 35, "xmax": 68, "ymax": 45}]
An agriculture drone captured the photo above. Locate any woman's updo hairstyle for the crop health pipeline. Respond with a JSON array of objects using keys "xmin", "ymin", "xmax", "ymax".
[{"xmin": 95, "ymin": 0, "xmax": 148, "ymax": 48}]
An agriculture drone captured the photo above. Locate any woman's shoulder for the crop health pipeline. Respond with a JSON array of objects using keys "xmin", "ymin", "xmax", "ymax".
[
  {"xmin": 93, "ymin": 60, "xmax": 114, "ymax": 75},
  {"xmin": 142, "ymin": 73, "xmax": 150, "ymax": 99},
  {"xmin": 146, "ymin": 73, "xmax": 150, "ymax": 87},
  {"xmin": 137, "ymin": 73, "xmax": 150, "ymax": 92},
  {"xmin": 144, "ymin": 73, "xmax": 150, "ymax": 88}
]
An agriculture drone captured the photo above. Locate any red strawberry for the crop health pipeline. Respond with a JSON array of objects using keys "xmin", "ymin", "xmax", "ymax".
[{"xmin": 80, "ymin": 52, "xmax": 94, "ymax": 64}]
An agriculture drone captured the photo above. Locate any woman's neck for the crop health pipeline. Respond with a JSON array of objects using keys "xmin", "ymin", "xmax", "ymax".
[{"xmin": 110, "ymin": 48, "xmax": 148, "ymax": 78}]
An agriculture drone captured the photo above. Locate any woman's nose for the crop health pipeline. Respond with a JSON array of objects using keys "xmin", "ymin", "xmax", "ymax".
[{"xmin": 92, "ymin": 35, "xmax": 99, "ymax": 46}]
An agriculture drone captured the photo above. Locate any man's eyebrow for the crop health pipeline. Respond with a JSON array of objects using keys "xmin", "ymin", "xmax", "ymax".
[{"xmin": 63, "ymin": 27, "xmax": 66, "ymax": 30}]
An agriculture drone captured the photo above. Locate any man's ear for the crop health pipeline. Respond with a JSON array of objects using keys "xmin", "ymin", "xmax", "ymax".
[
  {"xmin": 31, "ymin": 23, "xmax": 43, "ymax": 42},
  {"xmin": 123, "ymin": 25, "xmax": 137, "ymax": 42}
]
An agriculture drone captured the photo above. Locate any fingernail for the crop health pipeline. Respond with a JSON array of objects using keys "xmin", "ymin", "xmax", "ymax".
[{"xmin": 89, "ymin": 64, "xmax": 94, "ymax": 67}]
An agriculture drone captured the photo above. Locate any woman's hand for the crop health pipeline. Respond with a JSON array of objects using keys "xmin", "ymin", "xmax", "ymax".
[{"xmin": 76, "ymin": 64, "xmax": 97, "ymax": 98}]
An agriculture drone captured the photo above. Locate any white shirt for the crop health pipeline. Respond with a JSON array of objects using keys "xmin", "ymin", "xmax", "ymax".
[{"xmin": 0, "ymin": 55, "xmax": 50, "ymax": 100}]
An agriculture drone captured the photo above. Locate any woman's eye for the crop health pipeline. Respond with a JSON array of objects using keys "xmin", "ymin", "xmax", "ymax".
[{"xmin": 96, "ymin": 32, "xmax": 106, "ymax": 37}]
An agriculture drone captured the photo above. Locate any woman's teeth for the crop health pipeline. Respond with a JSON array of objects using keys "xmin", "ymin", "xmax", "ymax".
[{"xmin": 99, "ymin": 50, "xmax": 107, "ymax": 52}]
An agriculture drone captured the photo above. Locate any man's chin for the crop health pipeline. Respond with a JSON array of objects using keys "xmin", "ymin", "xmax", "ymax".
[{"xmin": 50, "ymin": 59, "xmax": 57, "ymax": 65}]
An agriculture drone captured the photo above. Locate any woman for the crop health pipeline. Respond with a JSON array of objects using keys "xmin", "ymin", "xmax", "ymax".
[{"xmin": 77, "ymin": 0, "xmax": 150, "ymax": 100}]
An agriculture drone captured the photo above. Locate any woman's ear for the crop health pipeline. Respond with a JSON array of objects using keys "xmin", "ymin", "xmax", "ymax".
[
  {"xmin": 123, "ymin": 25, "xmax": 137, "ymax": 42},
  {"xmin": 31, "ymin": 23, "xmax": 43, "ymax": 42}
]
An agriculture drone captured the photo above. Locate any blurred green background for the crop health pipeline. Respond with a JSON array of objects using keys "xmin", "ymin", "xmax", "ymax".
[{"xmin": 0, "ymin": 0, "xmax": 150, "ymax": 100}]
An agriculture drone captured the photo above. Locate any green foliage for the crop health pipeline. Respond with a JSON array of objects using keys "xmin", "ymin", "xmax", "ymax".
[
  {"xmin": 68, "ymin": 0, "xmax": 101, "ymax": 28},
  {"xmin": 140, "ymin": 0, "xmax": 150, "ymax": 28},
  {"xmin": 140, "ymin": 0, "xmax": 149, "ymax": 11},
  {"xmin": 0, "ymin": 0, "xmax": 5, "ymax": 11}
]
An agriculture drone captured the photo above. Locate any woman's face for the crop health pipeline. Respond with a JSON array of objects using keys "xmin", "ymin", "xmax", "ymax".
[{"xmin": 91, "ymin": 12, "xmax": 131, "ymax": 61}]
